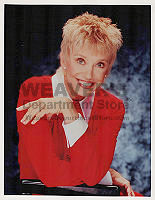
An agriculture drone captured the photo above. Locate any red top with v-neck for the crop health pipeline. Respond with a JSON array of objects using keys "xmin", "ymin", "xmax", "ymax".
[{"xmin": 16, "ymin": 75, "xmax": 125, "ymax": 187}]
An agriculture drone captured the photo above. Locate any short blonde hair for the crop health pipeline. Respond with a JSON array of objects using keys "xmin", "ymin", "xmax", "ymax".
[{"xmin": 60, "ymin": 12, "xmax": 122, "ymax": 62}]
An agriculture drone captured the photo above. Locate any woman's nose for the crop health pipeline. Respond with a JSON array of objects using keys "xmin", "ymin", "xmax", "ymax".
[{"xmin": 84, "ymin": 65, "xmax": 94, "ymax": 81}]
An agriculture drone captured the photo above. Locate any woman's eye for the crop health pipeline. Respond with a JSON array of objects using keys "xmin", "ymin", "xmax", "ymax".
[
  {"xmin": 96, "ymin": 62, "xmax": 105, "ymax": 68},
  {"xmin": 77, "ymin": 58, "xmax": 85, "ymax": 65}
]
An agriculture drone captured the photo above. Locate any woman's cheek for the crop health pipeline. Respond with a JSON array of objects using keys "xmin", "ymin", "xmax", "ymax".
[{"xmin": 68, "ymin": 63, "xmax": 78, "ymax": 74}]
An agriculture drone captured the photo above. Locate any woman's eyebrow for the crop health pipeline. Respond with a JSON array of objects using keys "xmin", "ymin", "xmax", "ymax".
[
  {"xmin": 74, "ymin": 54, "xmax": 87, "ymax": 59},
  {"xmin": 99, "ymin": 59, "xmax": 109, "ymax": 63},
  {"xmin": 74, "ymin": 54, "xmax": 109, "ymax": 63}
]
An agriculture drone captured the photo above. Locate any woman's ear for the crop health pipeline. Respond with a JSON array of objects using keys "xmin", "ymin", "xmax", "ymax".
[
  {"xmin": 59, "ymin": 52, "xmax": 68, "ymax": 76},
  {"xmin": 59, "ymin": 51, "xmax": 65, "ymax": 67},
  {"xmin": 60, "ymin": 51, "xmax": 68, "ymax": 71}
]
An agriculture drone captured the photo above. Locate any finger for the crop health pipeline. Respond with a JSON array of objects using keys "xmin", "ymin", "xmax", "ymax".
[
  {"xmin": 16, "ymin": 100, "xmax": 39, "ymax": 111},
  {"xmin": 23, "ymin": 106, "xmax": 41, "ymax": 125},
  {"xmin": 16, "ymin": 103, "xmax": 31, "ymax": 111},
  {"xmin": 127, "ymin": 186, "xmax": 131, "ymax": 196},
  {"xmin": 131, "ymin": 190, "xmax": 135, "ymax": 196},
  {"xmin": 21, "ymin": 104, "xmax": 40, "ymax": 124},
  {"xmin": 127, "ymin": 186, "xmax": 135, "ymax": 196},
  {"xmin": 31, "ymin": 109, "xmax": 47, "ymax": 124},
  {"xmin": 21, "ymin": 107, "xmax": 34, "ymax": 124}
]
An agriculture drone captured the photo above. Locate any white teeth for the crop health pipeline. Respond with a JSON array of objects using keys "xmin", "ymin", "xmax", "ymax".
[{"xmin": 78, "ymin": 80, "xmax": 93, "ymax": 87}]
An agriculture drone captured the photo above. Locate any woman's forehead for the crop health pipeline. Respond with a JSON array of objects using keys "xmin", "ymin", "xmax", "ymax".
[{"xmin": 72, "ymin": 41, "xmax": 112, "ymax": 59}]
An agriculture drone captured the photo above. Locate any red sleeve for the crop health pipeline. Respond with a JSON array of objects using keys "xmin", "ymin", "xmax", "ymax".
[
  {"xmin": 70, "ymin": 100, "xmax": 125, "ymax": 186},
  {"xmin": 17, "ymin": 77, "xmax": 73, "ymax": 187}
]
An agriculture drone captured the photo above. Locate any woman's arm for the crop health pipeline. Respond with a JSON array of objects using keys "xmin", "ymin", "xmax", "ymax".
[
  {"xmin": 70, "ymin": 100, "xmax": 125, "ymax": 186},
  {"xmin": 109, "ymin": 168, "xmax": 135, "ymax": 196},
  {"xmin": 16, "ymin": 77, "xmax": 78, "ymax": 187},
  {"xmin": 17, "ymin": 115, "xmax": 74, "ymax": 187}
]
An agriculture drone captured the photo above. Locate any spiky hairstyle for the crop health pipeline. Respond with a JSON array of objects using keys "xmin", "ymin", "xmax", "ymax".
[{"xmin": 60, "ymin": 12, "xmax": 122, "ymax": 59}]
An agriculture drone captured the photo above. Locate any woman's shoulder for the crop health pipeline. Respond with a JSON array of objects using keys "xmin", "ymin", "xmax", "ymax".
[
  {"xmin": 96, "ymin": 87, "xmax": 124, "ymax": 104},
  {"xmin": 96, "ymin": 87, "xmax": 125, "ymax": 115},
  {"xmin": 19, "ymin": 75, "xmax": 54, "ymax": 100},
  {"xmin": 22, "ymin": 75, "xmax": 53, "ymax": 85}
]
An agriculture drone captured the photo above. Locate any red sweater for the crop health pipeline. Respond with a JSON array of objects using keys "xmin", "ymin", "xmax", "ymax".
[{"xmin": 16, "ymin": 75, "xmax": 125, "ymax": 187}]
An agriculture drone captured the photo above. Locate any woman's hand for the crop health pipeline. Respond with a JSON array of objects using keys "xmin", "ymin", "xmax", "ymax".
[
  {"xmin": 16, "ymin": 97, "xmax": 79, "ymax": 125},
  {"xmin": 109, "ymin": 168, "xmax": 135, "ymax": 196}
]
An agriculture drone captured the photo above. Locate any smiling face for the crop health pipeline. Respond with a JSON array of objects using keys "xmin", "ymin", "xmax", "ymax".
[{"xmin": 62, "ymin": 42, "xmax": 113, "ymax": 100}]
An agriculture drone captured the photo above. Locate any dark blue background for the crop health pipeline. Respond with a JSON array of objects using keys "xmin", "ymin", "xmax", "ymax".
[{"xmin": 5, "ymin": 5, "xmax": 151, "ymax": 195}]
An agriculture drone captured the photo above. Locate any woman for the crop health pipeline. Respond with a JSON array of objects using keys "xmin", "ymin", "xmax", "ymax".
[{"xmin": 16, "ymin": 12, "xmax": 141, "ymax": 196}]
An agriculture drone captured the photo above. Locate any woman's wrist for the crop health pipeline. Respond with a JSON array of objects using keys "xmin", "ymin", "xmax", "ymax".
[
  {"xmin": 63, "ymin": 108, "xmax": 79, "ymax": 124},
  {"xmin": 109, "ymin": 168, "xmax": 135, "ymax": 196},
  {"xmin": 109, "ymin": 168, "xmax": 121, "ymax": 183}
]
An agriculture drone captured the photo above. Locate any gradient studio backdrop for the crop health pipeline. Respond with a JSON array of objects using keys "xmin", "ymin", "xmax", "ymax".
[{"xmin": 5, "ymin": 5, "xmax": 151, "ymax": 196}]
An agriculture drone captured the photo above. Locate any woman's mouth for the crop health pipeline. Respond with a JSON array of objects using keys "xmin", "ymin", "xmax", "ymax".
[{"xmin": 77, "ymin": 79, "xmax": 95, "ymax": 89}]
